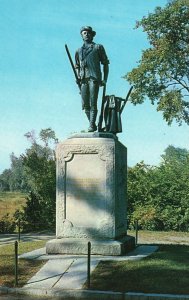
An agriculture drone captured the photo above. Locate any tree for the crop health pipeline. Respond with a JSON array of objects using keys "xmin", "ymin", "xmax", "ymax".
[
  {"xmin": 19, "ymin": 192, "xmax": 43, "ymax": 232},
  {"xmin": 39, "ymin": 128, "xmax": 58, "ymax": 147},
  {"xmin": 127, "ymin": 162, "xmax": 161, "ymax": 230},
  {"xmin": 0, "ymin": 128, "xmax": 58, "ymax": 231},
  {"xmin": 0, "ymin": 154, "xmax": 27, "ymax": 192},
  {"xmin": 0, "ymin": 169, "xmax": 11, "ymax": 191},
  {"xmin": 156, "ymin": 145, "xmax": 189, "ymax": 230},
  {"xmin": 9, "ymin": 153, "xmax": 28, "ymax": 191},
  {"xmin": 21, "ymin": 128, "xmax": 58, "ymax": 230},
  {"xmin": 161, "ymin": 145, "xmax": 188, "ymax": 163},
  {"xmin": 126, "ymin": 0, "xmax": 189, "ymax": 125},
  {"xmin": 127, "ymin": 146, "xmax": 189, "ymax": 231}
]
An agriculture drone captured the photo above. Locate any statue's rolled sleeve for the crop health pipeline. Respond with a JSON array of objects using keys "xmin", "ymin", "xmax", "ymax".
[{"xmin": 98, "ymin": 44, "xmax": 110, "ymax": 65}]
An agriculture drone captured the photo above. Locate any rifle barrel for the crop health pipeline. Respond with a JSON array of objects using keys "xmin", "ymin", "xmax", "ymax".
[{"xmin": 65, "ymin": 44, "xmax": 81, "ymax": 90}]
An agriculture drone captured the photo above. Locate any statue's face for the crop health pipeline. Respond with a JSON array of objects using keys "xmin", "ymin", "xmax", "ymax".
[{"xmin": 81, "ymin": 30, "xmax": 93, "ymax": 43}]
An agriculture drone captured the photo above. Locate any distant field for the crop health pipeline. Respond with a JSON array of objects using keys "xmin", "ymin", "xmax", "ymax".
[
  {"xmin": 0, "ymin": 192, "xmax": 26, "ymax": 218},
  {"xmin": 128, "ymin": 229, "xmax": 189, "ymax": 245}
]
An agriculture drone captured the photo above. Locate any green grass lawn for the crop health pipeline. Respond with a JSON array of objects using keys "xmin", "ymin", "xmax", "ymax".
[
  {"xmin": 0, "ymin": 192, "xmax": 26, "ymax": 219},
  {"xmin": 1, "ymin": 230, "xmax": 189, "ymax": 294},
  {"xmin": 88, "ymin": 244, "xmax": 189, "ymax": 295},
  {"xmin": 0, "ymin": 240, "xmax": 46, "ymax": 287}
]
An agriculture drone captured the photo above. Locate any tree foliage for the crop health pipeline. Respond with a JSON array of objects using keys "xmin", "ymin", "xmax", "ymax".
[
  {"xmin": 0, "ymin": 213, "xmax": 16, "ymax": 233},
  {"xmin": 20, "ymin": 128, "xmax": 57, "ymax": 230},
  {"xmin": 0, "ymin": 154, "xmax": 27, "ymax": 192},
  {"xmin": 126, "ymin": 0, "xmax": 189, "ymax": 125},
  {"xmin": 0, "ymin": 169, "xmax": 11, "ymax": 191},
  {"xmin": 128, "ymin": 145, "xmax": 189, "ymax": 231},
  {"xmin": 0, "ymin": 128, "xmax": 58, "ymax": 231}
]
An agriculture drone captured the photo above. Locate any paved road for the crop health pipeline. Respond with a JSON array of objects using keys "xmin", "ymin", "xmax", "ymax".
[
  {"xmin": 0, "ymin": 295, "xmax": 57, "ymax": 300},
  {"xmin": 0, "ymin": 232, "xmax": 55, "ymax": 246}
]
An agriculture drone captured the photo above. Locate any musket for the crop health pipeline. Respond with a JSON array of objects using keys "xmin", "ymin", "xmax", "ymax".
[
  {"xmin": 97, "ymin": 84, "xmax": 106, "ymax": 132},
  {"xmin": 120, "ymin": 86, "xmax": 133, "ymax": 114},
  {"xmin": 65, "ymin": 44, "xmax": 81, "ymax": 92}
]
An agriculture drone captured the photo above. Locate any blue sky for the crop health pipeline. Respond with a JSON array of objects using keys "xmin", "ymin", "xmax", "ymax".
[{"xmin": 0, "ymin": 0, "xmax": 188, "ymax": 172}]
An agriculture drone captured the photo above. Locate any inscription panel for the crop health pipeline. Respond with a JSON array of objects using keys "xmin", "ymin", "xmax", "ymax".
[{"xmin": 66, "ymin": 154, "xmax": 106, "ymax": 227}]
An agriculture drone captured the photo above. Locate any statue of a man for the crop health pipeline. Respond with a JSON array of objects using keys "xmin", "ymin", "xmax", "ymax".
[{"xmin": 75, "ymin": 26, "xmax": 109, "ymax": 132}]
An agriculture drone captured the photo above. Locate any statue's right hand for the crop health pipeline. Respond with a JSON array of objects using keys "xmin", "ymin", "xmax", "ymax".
[
  {"xmin": 76, "ymin": 79, "xmax": 81, "ymax": 85},
  {"xmin": 100, "ymin": 80, "xmax": 107, "ymax": 87}
]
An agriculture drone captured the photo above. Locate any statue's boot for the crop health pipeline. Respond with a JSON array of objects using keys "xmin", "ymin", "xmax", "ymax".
[
  {"xmin": 88, "ymin": 110, "xmax": 97, "ymax": 132},
  {"xmin": 85, "ymin": 109, "xmax": 90, "ymax": 121}
]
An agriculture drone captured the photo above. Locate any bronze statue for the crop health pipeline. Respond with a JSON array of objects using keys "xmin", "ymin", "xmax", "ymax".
[
  {"xmin": 75, "ymin": 26, "xmax": 109, "ymax": 132},
  {"xmin": 65, "ymin": 28, "xmax": 133, "ymax": 134}
]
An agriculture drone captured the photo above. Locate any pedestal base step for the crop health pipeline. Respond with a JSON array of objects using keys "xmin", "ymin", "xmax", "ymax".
[{"xmin": 46, "ymin": 235, "xmax": 135, "ymax": 256}]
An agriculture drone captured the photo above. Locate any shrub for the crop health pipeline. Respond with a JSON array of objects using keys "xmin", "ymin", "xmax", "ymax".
[{"xmin": 0, "ymin": 214, "xmax": 16, "ymax": 233}]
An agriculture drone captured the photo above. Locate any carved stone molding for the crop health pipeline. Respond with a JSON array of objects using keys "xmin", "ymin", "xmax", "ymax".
[{"xmin": 56, "ymin": 143, "xmax": 114, "ymax": 162}]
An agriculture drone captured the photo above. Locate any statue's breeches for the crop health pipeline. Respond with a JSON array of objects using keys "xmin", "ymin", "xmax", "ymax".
[{"xmin": 81, "ymin": 79, "xmax": 99, "ymax": 111}]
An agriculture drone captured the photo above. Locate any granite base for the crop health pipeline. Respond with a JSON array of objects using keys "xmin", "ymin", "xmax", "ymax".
[{"xmin": 46, "ymin": 235, "xmax": 135, "ymax": 256}]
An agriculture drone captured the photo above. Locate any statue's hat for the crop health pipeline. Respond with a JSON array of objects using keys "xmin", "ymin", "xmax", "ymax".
[{"xmin": 80, "ymin": 26, "xmax": 96, "ymax": 36}]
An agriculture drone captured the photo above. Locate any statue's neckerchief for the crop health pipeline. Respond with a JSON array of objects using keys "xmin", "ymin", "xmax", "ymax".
[{"xmin": 81, "ymin": 42, "xmax": 95, "ymax": 62}]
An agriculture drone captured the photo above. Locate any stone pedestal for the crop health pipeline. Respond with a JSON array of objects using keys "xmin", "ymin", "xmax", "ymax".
[{"xmin": 46, "ymin": 133, "xmax": 135, "ymax": 255}]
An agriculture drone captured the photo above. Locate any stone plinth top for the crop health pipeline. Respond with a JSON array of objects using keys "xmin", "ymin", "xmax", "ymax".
[{"xmin": 68, "ymin": 132, "xmax": 118, "ymax": 140}]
